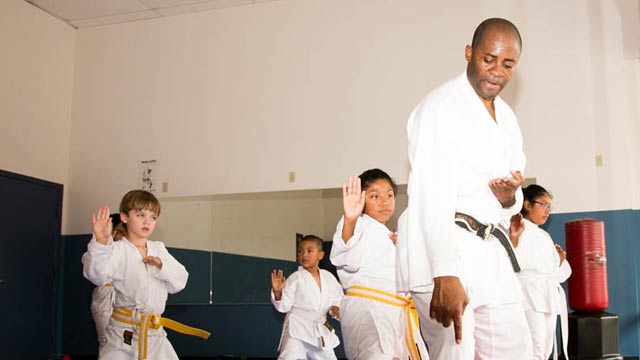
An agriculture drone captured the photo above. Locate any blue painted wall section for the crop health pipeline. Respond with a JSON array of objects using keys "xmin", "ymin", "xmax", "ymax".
[
  {"xmin": 59, "ymin": 209, "xmax": 639, "ymax": 357},
  {"xmin": 210, "ymin": 252, "xmax": 298, "ymax": 304},
  {"xmin": 61, "ymin": 234, "xmax": 98, "ymax": 356},
  {"xmin": 167, "ymin": 248, "xmax": 212, "ymax": 304}
]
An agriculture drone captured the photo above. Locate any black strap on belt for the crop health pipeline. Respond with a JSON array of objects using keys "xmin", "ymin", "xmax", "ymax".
[{"xmin": 454, "ymin": 212, "xmax": 521, "ymax": 273}]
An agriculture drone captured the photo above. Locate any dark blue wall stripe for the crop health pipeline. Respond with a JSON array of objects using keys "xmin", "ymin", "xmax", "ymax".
[
  {"xmin": 167, "ymin": 248, "xmax": 212, "ymax": 304},
  {"xmin": 211, "ymin": 252, "xmax": 298, "ymax": 304},
  {"xmin": 61, "ymin": 234, "xmax": 98, "ymax": 356}
]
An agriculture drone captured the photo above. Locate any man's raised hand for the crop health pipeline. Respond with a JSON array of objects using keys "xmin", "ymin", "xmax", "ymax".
[{"xmin": 489, "ymin": 170, "xmax": 524, "ymax": 208}]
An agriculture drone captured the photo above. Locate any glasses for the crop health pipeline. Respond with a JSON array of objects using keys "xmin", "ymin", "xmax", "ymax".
[{"xmin": 533, "ymin": 200, "xmax": 553, "ymax": 211}]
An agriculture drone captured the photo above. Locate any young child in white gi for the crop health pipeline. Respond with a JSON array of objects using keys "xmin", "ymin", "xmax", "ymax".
[
  {"xmin": 330, "ymin": 169, "xmax": 427, "ymax": 360},
  {"xmin": 270, "ymin": 235, "xmax": 344, "ymax": 360},
  {"xmin": 509, "ymin": 185, "xmax": 571, "ymax": 360},
  {"xmin": 83, "ymin": 190, "xmax": 209, "ymax": 360},
  {"xmin": 83, "ymin": 214, "xmax": 126, "ymax": 353}
]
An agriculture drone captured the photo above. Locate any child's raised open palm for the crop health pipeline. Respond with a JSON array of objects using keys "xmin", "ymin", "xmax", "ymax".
[
  {"xmin": 92, "ymin": 205, "xmax": 113, "ymax": 244},
  {"xmin": 342, "ymin": 176, "xmax": 365, "ymax": 221},
  {"xmin": 271, "ymin": 269, "xmax": 286, "ymax": 300}
]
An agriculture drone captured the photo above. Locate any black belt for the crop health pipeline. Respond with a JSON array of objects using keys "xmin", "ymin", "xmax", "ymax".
[{"xmin": 454, "ymin": 212, "xmax": 521, "ymax": 273}]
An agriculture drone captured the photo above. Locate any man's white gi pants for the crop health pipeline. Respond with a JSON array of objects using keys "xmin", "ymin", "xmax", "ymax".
[
  {"xmin": 414, "ymin": 293, "xmax": 532, "ymax": 359},
  {"xmin": 412, "ymin": 227, "xmax": 533, "ymax": 360}
]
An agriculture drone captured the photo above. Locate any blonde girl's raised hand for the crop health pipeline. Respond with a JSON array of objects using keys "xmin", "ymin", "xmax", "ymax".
[{"xmin": 92, "ymin": 206, "xmax": 113, "ymax": 245}]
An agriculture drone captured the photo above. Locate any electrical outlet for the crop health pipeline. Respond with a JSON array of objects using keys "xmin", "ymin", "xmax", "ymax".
[{"xmin": 595, "ymin": 155, "xmax": 604, "ymax": 167}]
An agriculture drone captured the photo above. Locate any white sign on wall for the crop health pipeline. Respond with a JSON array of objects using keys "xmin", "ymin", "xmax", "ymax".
[{"xmin": 139, "ymin": 160, "xmax": 157, "ymax": 192}]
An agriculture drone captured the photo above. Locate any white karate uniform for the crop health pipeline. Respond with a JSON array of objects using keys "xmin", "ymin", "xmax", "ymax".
[
  {"xmin": 82, "ymin": 250, "xmax": 116, "ymax": 353},
  {"xmin": 91, "ymin": 284, "xmax": 115, "ymax": 352},
  {"xmin": 83, "ymin": 236, "xmax": 189, "ymax": 360},
  {"xmin": 331, "ymin": 215, "xmax": 409, "ymax": 360},
  {"xmin": 271, "ymin": 266, "xmax": 344, "ymax": 360},
  {"xmin": 514, "ymin": 219, "xmax": 572, "ymax": 360},
  {"xmin": 397, "ymin": 72, "xmax": 532, "ymax": 359}
]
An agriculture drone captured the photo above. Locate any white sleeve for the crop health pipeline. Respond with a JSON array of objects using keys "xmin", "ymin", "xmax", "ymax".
[
  {"xmin": 501, "ymin": 188, "xmax": 524, "ymax": 221},
  {"xmin": 82, "ymin": 235, "xmax": 121, "ymax": 287},
  {"xmin": 330, "ymin": 216, "xmax": 364, "ymax": 272},
  {"xmin": 501, "ymin": 115, "xmax": 526, "ymax": 220},
  {"xmin": 148, "ymin": 242, "xmax": 189, "ymax": 294},
  {"xmin": 556, "ymin": 259, "xmax": 572, "ymax": 283},
  {"xmin": 271, "ymin": 272, "xmax": 298, "ymax": 313},
  {"xmin": 329, "ymin": 274, "xmax": 344, "ymax": 308},
  {"xmin": 408, "ymin": 103, "xmax": 462, "ymax": 278}
]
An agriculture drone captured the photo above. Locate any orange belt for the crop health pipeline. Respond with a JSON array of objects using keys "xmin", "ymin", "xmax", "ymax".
[
  {"xmin": 111, "ymin": 307, "xmax": 210, "ymax": 359},
  {"xmin": 346, "ymin": 285, "xmax": 424, "ymax": 360}
]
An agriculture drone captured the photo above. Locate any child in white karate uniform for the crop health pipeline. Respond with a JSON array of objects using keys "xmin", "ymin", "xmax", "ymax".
[
  {"xmin": 84, "ymin": 214, "xmax": 126, "ymax": 353},
  {"xmin": 330, "ymin": 169, "xmax": 427, "ymax": 360},
  {"xmin": 83, "ymin": 190, "xmax": 209, "ymax": 360},
  {"xmin": 509, "ymin": 185, "xmax": 571, "ymax": 360},
  {"xmin": 271, "ymin": 235, "xmax": 344, "ymax": 360}
]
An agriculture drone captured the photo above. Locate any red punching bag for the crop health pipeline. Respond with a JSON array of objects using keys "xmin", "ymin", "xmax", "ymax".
[{"xmin": 565, "ymin": 218, "xmax": 608, "ymax": 311}]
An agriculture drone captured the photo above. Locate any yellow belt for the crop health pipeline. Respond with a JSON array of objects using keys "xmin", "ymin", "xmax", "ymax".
[
  {"xmin": 112, "ymin": 307, "xmax": 211, "ymax": 359},
  {"xmin": 346, "ymin": 285, "xmax": 423, "ymax": 360}
]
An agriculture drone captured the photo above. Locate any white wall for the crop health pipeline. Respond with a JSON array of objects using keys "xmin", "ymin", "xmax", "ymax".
[
  {"xmin": 634, "ymin": 59, "xmax": 640, "ymax": 209},
  {"xmin": 60, "ymin": 0, "xmax": 639, "ymax": 236},
  {"xmin": 0, "ymin": 0, "xmax": 75, "ymax": 221},
  {"xmin": 610, "ymin": 0, "xmax": 640, "ymax": 210}
]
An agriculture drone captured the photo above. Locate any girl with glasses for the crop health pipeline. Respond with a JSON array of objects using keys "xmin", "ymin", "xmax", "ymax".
[{"xmin": 509, "ymin": 184, "xmax": 571, "ymax": 360}]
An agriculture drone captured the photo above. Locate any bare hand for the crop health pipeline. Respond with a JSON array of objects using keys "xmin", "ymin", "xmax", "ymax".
[
  {"xmin": 430, "ymin": 276, "xmax": 468, "ymax": 344},
  {"xmin": 329, "ymin": 305, "xmax": 340, "ymax": 320},
  {"xmin": 92, "ymin": 206, "xmax": 113, "ymax": 244},
  {"xmin": 143, "ymin": 256, "xmax": 162, "ymax": 269},
  {"xmin": 271, "ymin": 269, "xmax": 286, "ymax": 300},
  {"xmin": 509, "ymin": 213, "xmax": 524, "ymax": 248},
  {"xmin": 342, "ymin": 176, "xmax": 365, "ymax": 221},
  {"xmin": 555, "ymin": 244, "xmax": 566, "ymax": 265},
  {"xmin": 389, "ymin": 231, "xmax": 397, "ymax": 245},
  {"xmin": 489, "ymin": 171, "xmax": 524, "ymax": 208}
]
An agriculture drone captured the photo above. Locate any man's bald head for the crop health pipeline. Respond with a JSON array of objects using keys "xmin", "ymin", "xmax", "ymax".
[{"xmin": 471, "ymin": 18, "xmax": 522, "ymax": 51}]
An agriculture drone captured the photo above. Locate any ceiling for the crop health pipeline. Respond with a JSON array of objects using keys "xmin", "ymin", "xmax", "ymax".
[{"xmin": 25, "ymin": 0, "xmax": 278, "ymax": 29}]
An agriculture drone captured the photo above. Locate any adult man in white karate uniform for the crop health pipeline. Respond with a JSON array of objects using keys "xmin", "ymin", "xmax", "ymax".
[{"xmin": 397, "ymin": 18, "xmax": 533, "ymax": 359}]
